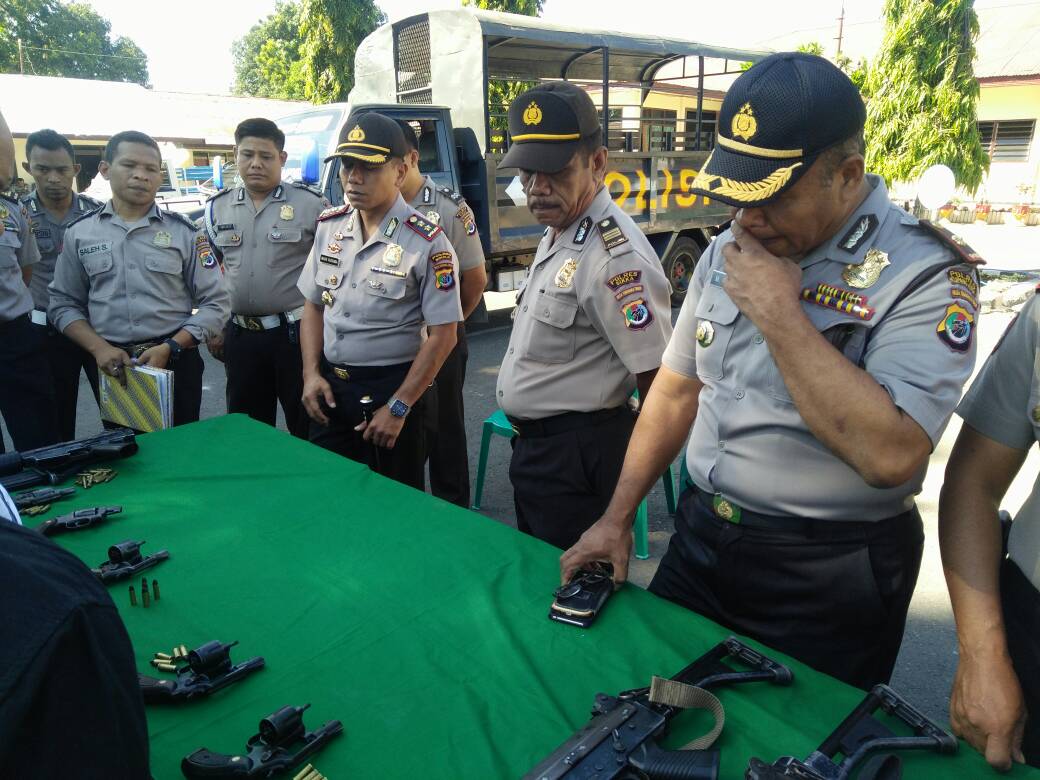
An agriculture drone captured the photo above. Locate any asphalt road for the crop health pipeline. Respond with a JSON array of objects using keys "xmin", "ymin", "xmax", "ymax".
[{"xmin": 5, "ymin": 293, "xmax": 1036, "ymax": 728}]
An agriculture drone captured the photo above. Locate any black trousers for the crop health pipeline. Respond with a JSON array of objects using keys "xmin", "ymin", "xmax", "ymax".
[
  {"xmin": 1002, "ymin": 557, "xmax": 1040, "ymax": 767},
  {"xmin": 86, "ymin": 345, "xmax": 204, "ymax": 429},
  {"xmin": 428, "ymin": 329, "xmax": 470, "ymax": 507},
  {"xmin": 224, "ymin": 321, "xmax": 308, "ymax": 439},
  {"xmin": 308, "ymin": 361, "xmax": 434, "ymax": 491},
  {"xmin": 649, "ymin": 486, "xmax": 924, "ymax": 690},
  {"xmin": 33, "ymin": 322, "xmax": 98, "ymax": 441},
  {"xmin": 0, "ymin": 315, "xmax": 58, "ymax": 452},
  {"xmin": 509, "ymin": 409, "xmax": 635, "ymax": 550}
]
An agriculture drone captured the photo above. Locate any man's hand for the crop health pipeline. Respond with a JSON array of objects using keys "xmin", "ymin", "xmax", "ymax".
[
  {"xmin": 950, "ymin": 650, "xmax": 1027, "ymax": 771},
  {"xmin": 721, "ymin": 222, "xmax": 803, "ymax": 332},
  {"xmin": 301, "ymin": 372, "xmax": 336, "ymax": 425},
  {"xmin": 207, "ymin": 332, "xmax": 225, "ymax": 362},
  {"xmin": 92, "ymin": 343, "xmax": 132, "ymax": 386},
  {"xmin": 356, "ymin": 406, "xmax": 406, "ymax": 449},
  {"xmin": 136, "ymin": 343, "xmax": 171, "ymax": 369},
  {"xmin": 560, "ymin": 516, "xmax": 633, "ymax": 588}
]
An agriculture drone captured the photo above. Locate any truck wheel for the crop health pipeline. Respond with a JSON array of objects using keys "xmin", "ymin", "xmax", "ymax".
[{"xmin": 663, "ymin": 236, "xmax": 702, "ymax": 306}]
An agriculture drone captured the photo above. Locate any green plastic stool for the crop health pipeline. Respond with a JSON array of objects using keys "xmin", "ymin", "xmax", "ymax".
[{"xmin": 471, "ymin": 408, "xmax": 676, "ymax": 561}]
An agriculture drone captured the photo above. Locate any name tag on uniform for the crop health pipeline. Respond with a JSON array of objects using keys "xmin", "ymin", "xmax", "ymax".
[
  {"xmin": 79, "ymin": 242, "xmax": 112, "ymax": 257},
  {"xmin": 216, "ymin": 223, "xmax": 236, "ymax": 232},
  {"xmin": 32, "ymin": 228, "xmax": 52, "ymax": 239},
  {"xmin": 319, "ymin": 254, "xmax": 340, "ymax": 266}
]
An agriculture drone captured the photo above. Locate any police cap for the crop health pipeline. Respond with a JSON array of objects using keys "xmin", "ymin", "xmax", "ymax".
[
  {"xmin": 500, "ymin": 82, "xmax": 602, "ymax": 174},
  {"xmin": 326, "ymin": 112, "xmax": 408, "ymax": 164},
  {"xmin": 691, "ymin": 52, "xmax": 866, "ymax": 208}
]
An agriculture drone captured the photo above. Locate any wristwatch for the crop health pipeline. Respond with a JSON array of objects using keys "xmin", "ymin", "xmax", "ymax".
[
  {"xmin": 163, "ymin": 338, "xmax": 183, "ymax": 363},
  {"xmin": 388, "ymin": 398, "xmax": 410, "ymax": 418}
]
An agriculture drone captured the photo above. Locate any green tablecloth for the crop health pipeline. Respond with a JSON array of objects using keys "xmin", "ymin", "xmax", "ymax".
[{"xmin": 29, "ymin": 415, "xmax": 1035, "ymax": 778}]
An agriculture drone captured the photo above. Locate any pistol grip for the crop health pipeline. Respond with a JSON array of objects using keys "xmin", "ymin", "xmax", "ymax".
[
  {"xmin": 138, "ymin": 673, "xmax": 177, "ymax": 703},
  {"xmin": 180, "ymin": 748, "xmax": 251, "ymax": 777},
  {"xmin": 629, "ymin": 743, "xmax": 720, "ymax": 780}
]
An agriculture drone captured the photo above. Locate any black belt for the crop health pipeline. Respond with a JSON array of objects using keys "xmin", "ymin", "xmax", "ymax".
[
  {"xmin": 324, "ymin": 360, "xmax": 411, "ymax": 382},
  {"xmin": 506, "ymin": 407, "xmax": 626, "ymax": 439},
  {"xmin": 689, "ymin": 483, "xmax": 910, "ymax": 536},
  {"xmin": 111, "ymin": 330, "xmax": 181, "ymax": 358},
  {"xmin": 0, "ymin": 313, "xmax": 32, "ymax": 331}
]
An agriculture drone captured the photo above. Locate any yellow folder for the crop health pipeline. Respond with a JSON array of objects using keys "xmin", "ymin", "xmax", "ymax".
[{"xmin": 99, "ymin": 365, "xmax": 173, "ymax": 432}]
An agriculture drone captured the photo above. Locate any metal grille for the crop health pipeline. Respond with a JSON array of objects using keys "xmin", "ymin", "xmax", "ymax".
[{"xmin": 395, "ymin": 19, "xmax": 432, "ymax": 105}]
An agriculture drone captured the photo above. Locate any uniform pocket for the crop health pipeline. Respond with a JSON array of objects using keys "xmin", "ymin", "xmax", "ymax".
[
  {"xmin": 524, "ymin": 291, "xmax": 578, "ymax": 364},
  {"xmin": 83, "ymin": 251, "xmax": 114, "ymax": 276},
  {"xmin": 362, "ymin": 276, "xmax": 408, "ymax": 323},
  {"xmin": 144, "ymin": 252, "xmax": 181, "ymax": 275},
  {"xmin": 268, "ymin": 229, "xmax": 302, "ymax": 244},
  {"xmin": 693, "ymin": 284, "xmax": 739, "ymax": 381},
  {"xmin": 0, "ymin": 231, "xmax": 20, "ymax": 270}
]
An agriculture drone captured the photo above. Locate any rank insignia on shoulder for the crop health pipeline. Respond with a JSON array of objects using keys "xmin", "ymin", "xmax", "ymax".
[
  {"xmin": 318, "ymin": 205, "xmax": 351, "ymax": 222},
  {"xmin": 621, "ymin": 298, "xmax": 653, "ymax": 330},
  {"xmin": 438, "ymin": 186, "xmax": 464, "ymax": 205},
  {"xmin": 405, "ymin": 214, "xmax": 441, "ymax": 241},
  {"xmin": 918, "ymin": 219, "xmax": 985, "ymax": 265},
  {"xmin": 842, "ymin": 248, "xmax": 890, "ymax": 289},
  {"xmin": 574, "ymin": 216, "xmax": 593, "ymax": 245},
  {"xmin": 936, "ymin": 301, "xmax": 974, "ymax": 352},
  {"xmin": 838, "ymin": 213, "xmax": 878, "ymax": 253},
  {"xmin": 598, "ymin": 216, "xmax": 629, "ymax": 251}
]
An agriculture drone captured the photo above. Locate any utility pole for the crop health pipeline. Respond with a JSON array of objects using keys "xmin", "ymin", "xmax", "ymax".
[
  {"xmin": 18, "ymin": 39, "xmax": 24, "ymax": 74},
  {"xmin": 835, "ymin": 2, "xmax": 846, "ymax": 57}
]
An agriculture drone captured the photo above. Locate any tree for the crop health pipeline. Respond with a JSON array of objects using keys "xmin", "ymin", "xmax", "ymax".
[
  {"xmin": 864, "ymin": 0, "xmax": 988, "ymax": 192},
  {"xmin": 463, "ymin": 0, "xmax": 544, "ymax": 12},
  {"xmin": 300, "ymin": 0, "xmax": 385, "ymax": 104},
  {"xmin": 796, "ymin": 41, "xmax": 825, "ymax": 56},
  {"xmin": 0, "ymin": 0, "xmax": 148, "ymax": 84},
  {"xmin": 232, "ymin": 1, "xmax": 308, "ymax": 100}
]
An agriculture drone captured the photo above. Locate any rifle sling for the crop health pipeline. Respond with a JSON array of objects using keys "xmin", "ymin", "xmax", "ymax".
[{"xmin": 648, "ymin": 676, "xmax": 725, "ymax": 750}]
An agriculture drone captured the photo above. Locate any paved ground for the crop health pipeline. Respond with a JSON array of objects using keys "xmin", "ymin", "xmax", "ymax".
[{"xmin": 6, "ymin": 220, "xmax": 1040, "ymax": 725}]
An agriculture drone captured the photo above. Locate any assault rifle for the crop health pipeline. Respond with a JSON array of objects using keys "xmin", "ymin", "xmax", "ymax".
[{"xmin": 0, "ymin": 429, "xmax": 137, "ymax": 491}]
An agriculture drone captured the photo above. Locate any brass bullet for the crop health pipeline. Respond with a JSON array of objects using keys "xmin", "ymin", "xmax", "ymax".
[
  {"xmin": 156, "ymin": 662, "xmax": 178, "ymax": 672},
  {"xmin": 129, "ymin": 585, "xmax": 137, "ymax": 606},
  {"xmin": 152, "ymin": 579, "xmax": 160, "ymax": 601},
  {"xmin": 292, "ymin": 765, "xmax": 315, "ymax": 780},
  {"xmin": 142, "ymin": 587, "xmax": 150, "ymax": 608},
  {"xmin": 179, "ymin": 644, "xmax": 188, "ymax": 658},
  {"xmin": 150, "ymin": 659, "xmax": 167, "ymax": 669},
  {"xmin": 154, "ymin": 652, "xmax": 172, "ymax": 661}
]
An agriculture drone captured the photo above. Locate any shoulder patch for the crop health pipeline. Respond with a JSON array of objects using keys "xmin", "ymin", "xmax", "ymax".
[
  {"xmin": 404, "ymin": 213, "xmax": 442, "ymax": 241},
  {"xmin": 455, "ymin": 204, "xmax": 477, "ymax": 236},
  {"xmin": 597, "ymin": 216, "xmax": 629, "ymax": 251},
  {"xmin": 291, "ymin": 181, "xmax": 324, "ymax": 199},
  {"xmin": 318, "ymin": 204, "xmax": 351, "ymax": 222},
  {"xmin": 438, "ymin": 186, "xmax": 464, "ymax": 205},
  {"xmin": 936, "ymin": 301, "xmax": 975, "ymax": 352},
  {"xmin": 0, "ymin": 192, "xmax": 20, "ymax": 209},
  {"xmin": 917, "ymin": 219, "xmax": 985, "ymax": 265}
]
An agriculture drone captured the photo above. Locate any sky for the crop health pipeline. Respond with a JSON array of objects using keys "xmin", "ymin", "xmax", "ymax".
[{"xmin": 81, "ymin": 0, "xmax": 1022, "ymax": 95}]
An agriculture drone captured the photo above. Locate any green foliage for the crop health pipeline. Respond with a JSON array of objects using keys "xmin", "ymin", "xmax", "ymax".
[
  {"xmin": 836, "ymin": 52, "xmax": 869, "ymax": 93},
  {"xmin": 796, "ymin": 41, "xmax": 825, "ymax": 56},
  {"xmin": 864, "ymin": 0, "xmax": 988, "ymax": 192},
  {"xmin": 463, "ymin": 0, "xmax": 544, "ymax": 13},
  {"xmin": 300, "ymin": 0, "xmax": 385, "ymax": 104},
  {"xmin": 0, "ymin": 0, "xmax": 148, "ymax": 84},
  {"xmin": 232, "ymin": 1, "xmax": 308, "ymax": 100}
]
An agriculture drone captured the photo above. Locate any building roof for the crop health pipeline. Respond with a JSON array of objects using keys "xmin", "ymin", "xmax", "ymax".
[{"xmin": 0, "ymin": 75, "xmax": 308, "ymax": 145}]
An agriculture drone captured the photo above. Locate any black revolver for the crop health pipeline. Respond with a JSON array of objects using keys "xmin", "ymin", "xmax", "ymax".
[
  {"xmin": 524, "ymin": 636, "xmax": 794, "ymax": 780},
  {"xmin": 745, "ymin": 684, "xmax": 958, "ymax": 780},
  {"xmin": 181, "ymin": 704, "xmax": 343, "ymax": 777},
  {"xmin": 38, "ymin": 505, "xmax": 122, "ymax": 536},
  {"xmin": 13, "ymin": 486, "xmax": 75, "ymax": 510},
  {"xmin": 91, "ymin": 539, "xmax": 169, "ymax": 584},
  {"xmin": 140, "ymin": 640, "xmax": 265, "ymax": 704}
]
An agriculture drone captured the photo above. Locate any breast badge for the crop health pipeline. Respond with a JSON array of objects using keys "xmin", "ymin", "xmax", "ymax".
[
  {"xmin": 280, "ymin": 204, "xmax": 295, "ymax": 220},
  {"xmin": 321, "ymin": 289, "xmax": 334, "ymax": 306},
  {"xmin": 384, "ymin": 243, "xmax": 403, "ymax": 267},
  {"xmin": 841, "ymin": 248, "xmax": 890, "ymax": 289},
  {"xmin": 153, "ymin": 231, "xmax": 172, "ymax": 248},
  {"xmin": 426, "ymin": 210, "xmax": 441, "ymax": 225},
  {"xmin": 696, "ymin": 321, "xmax": 715, "ymax": 347},
  {"xmin": 554, "ymin": 259, "xmax": 578, "ymax": 289}
]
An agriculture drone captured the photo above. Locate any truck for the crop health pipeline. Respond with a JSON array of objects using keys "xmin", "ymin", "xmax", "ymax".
[{"xmin": 276, "ymin": 8, "xmax": 768, "ymax": 302}]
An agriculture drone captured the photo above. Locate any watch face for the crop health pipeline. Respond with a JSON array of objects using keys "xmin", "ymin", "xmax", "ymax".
[{"xmin": 390, "ymin": 399, "xmax": 409, "ymax": 417}]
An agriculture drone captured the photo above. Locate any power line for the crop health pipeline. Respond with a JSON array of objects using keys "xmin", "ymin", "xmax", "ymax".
[{"xmin": 21, "ymin": 44, "xmax": 146, "ymax": 62}]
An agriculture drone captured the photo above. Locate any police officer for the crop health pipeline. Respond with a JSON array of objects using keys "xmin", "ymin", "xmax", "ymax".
[
  {"xmin": 562, "ymin": 53, "xmax": 981, "ymax": 690},
  {"xmin": 205, "ymin": 118, "xmax": 327, "ymax": 438},
  {"xmin": 49, "ymin": 130, "xmax": 229, "ymax": 427},
  {"xmin": 396, "ymin": 119, "xmax": 488, "ymax": 507},
  {"xmin": 0, "ymin": 172, "xmax": 57, "ymax": 451},
  {"xmin": 21, "ymin": 129, "xmax": 102, "ymax": 441},
  {"xmin": 298, "ymin": 112, "xmax": 462, "ymax": 489},
  {"xmin": 939, "ymin": 297, "xmax": 1040, "ymax": 771},
  {"xmin": 496, "ymin": 82, "xmax": 673, "ymax": 550}
]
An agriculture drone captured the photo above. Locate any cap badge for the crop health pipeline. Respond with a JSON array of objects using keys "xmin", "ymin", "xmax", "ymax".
[
  {"xmin": 347, "ymin": 124, "xmax": 366, "ymax": 142},
  {"xmin": 522, "ymin": 101, "xmax": 543, "ymax": 126},
  {"xmin": 732, "ymin": 103, "xmax": 757, "ymax": 142}
]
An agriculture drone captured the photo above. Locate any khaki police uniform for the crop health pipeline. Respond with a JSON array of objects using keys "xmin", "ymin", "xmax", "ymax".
[
  {"xmin": 206, "ymin": 182, "xmax": 326, "ymax": 438},
  {"xmin": 22, "ymin": 191, "xmax": 102, "ymax": 440},
  {"xmin": 653, "ymin": 175, "xmax": 980, "ymax": 687},
  {"xmin": 0, "ymin": 194, "xmax": 58, "ymax": 451},
  {"xmin": 408, "ymin": 175, "xmax": 485, "ymax": 507},
  {"xmin": 49, "ymin": 201, "xmax": 230, "ymax": 427},
  {"xmin": 497, "ymin": 185, "xmax": 672, "ymax": 549},
  {"xmin": 297, "ymin": 194, "xmax": 463, "ymax": 488},
  {"xmin": 957, "ymin": 294, "xmax": 1040, "ymax": 762}
]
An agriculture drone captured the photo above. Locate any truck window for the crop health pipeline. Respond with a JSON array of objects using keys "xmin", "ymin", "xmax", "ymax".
[{"xmin": 278, "ymin": 108, "xmax": 343, "ymax": 182}]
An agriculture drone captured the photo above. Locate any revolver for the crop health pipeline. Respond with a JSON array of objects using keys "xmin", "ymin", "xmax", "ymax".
[
  {"xmin": 92, "ymin": 539, "xmax": 169, "ymax": 584},
  {"xmin": 38, "ymin": 505, "xmax": 122, "ymax": 536},
  {"xmin": 140, "ymin": 640, "xmax": 265, "ymax": 703}
]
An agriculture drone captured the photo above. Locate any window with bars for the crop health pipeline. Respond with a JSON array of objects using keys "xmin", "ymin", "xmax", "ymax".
[
  {"xmin": 683, "ymin": 109, "xmax": 718, "ymax": 151},
  {"xmin": 644, "ymin": 109, "xmax": 677, "ymax": 151},
  {"xmin": 978, "ymin": 119, "xmax": 1035, "ymax": 162},
  {"xmin": 394, "ymin": 19, "xmax": 432, "ymax": 105}
]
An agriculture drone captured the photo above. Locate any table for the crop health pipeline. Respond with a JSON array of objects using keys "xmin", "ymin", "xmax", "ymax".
[{"xmin": 29, "ymin": 415, "xmax": 1036, "ymax": 778}]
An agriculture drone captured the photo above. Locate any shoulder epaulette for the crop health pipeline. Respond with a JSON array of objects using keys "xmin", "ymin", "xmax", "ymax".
[
  {"xmin": 165, "ymin": 209, "xmax": 199, "ymax": 230},
  {"xmin": 438, "ymin": 186, "xmax": 464, "ymax": 206},
  {"xmin": 67, "ymin": 206, "xmax": 102, "ymax": 230},
  {"xmin": 205, "ymin": 187, "xmax": 232, "ymax": 204},
  {"xmin": 597, "ymin": 215, "xmax": 630, "ymax": 253},
  {"xmin": 404, "ymin": 212, "xmax": 442, "ymax": 241},
  {"xmin": 318, "ymin": 204, "xmax": 351, "ymax": 223},
  {"xmin": 291, "ymin": 181, "xmax": 324, "ymax": 199},
  {"xmin": 0, "ymin": 192, "xmax": 19, "ymax": 207},
  {"xmin": 78, "ymin": 194, "xmax": 103, "ymax": 210},
  {"xmin": 916, "ymin": 219, "xmax": 985, "ymax": 265}
]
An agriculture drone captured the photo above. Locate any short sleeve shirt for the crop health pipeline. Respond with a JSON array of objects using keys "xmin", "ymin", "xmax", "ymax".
[
  {"xmin": 21, "ymin": 192, "xmax": 101, "ymax": 312},
  {"xmin": 0, "ymin": 196, "xmax": 40, "ymax": 323},
  {"xmin": 407, "ymin": 176, "xmax": 485, "ymax": 272},
  {"xmin": 957, "ymin": 294, "xmax": 1040, "ymax": 590},
  {"xmin": 663, "ymin": 175, "xmax": 979, "ymax": 520},
  {"xmin": 496, "ymin": 186, "xmax": 673, "ymax": 419},
  {"xmin": 297, "ymin": 194, "xmax": 463, "ymax": 366}
]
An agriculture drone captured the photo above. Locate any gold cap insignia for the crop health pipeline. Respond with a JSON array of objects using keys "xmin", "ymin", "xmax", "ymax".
[
  {"xmin": 347, "ymin": 124, "xmax": 365, "ymax": 142},
  {"xmin": 522, "ymin": 101, "xmax": 543, "ymax": 126},
  {"xmin": 731, "ymin": 103, "xmax": 757, "ymax": 142}
]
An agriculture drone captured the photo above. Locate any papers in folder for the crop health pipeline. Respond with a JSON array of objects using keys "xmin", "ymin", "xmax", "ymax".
[{"xmin": 100, "ymin": 365, "xmax": 174, "ymax": 432}]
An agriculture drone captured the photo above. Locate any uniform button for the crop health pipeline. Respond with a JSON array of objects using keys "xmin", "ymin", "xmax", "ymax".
[
  {"xmin": 351, "ymin": 283, "xmax": 357, "ymax": 288},
  {"xmin": 498, "ymin": 390, "xmax": 503, "ymax": 397},
  {"xmin": 522, "ymin": 305, "xmax": 528, "ymax": 312},
  {"xmin": 509, "ymin": 347, "xmax": 514, "ymax": 354},
  {"xmin": 753, "ymin": 333, "xmax": 764, "ymax": 344},
  {"xmin": 735, "ymin": 389, "xmax": 745, "ymax": 399},
  {"xmin": 337, "ymin": 334, "xmax": 343, "ymax": 340},
  {"xmin": 719, "ymin": 440, "xmax": 726, "ymax": 450},
  {"xmin": 345, "ymin": 312, "xmax": 351, "ymax": 318}
]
